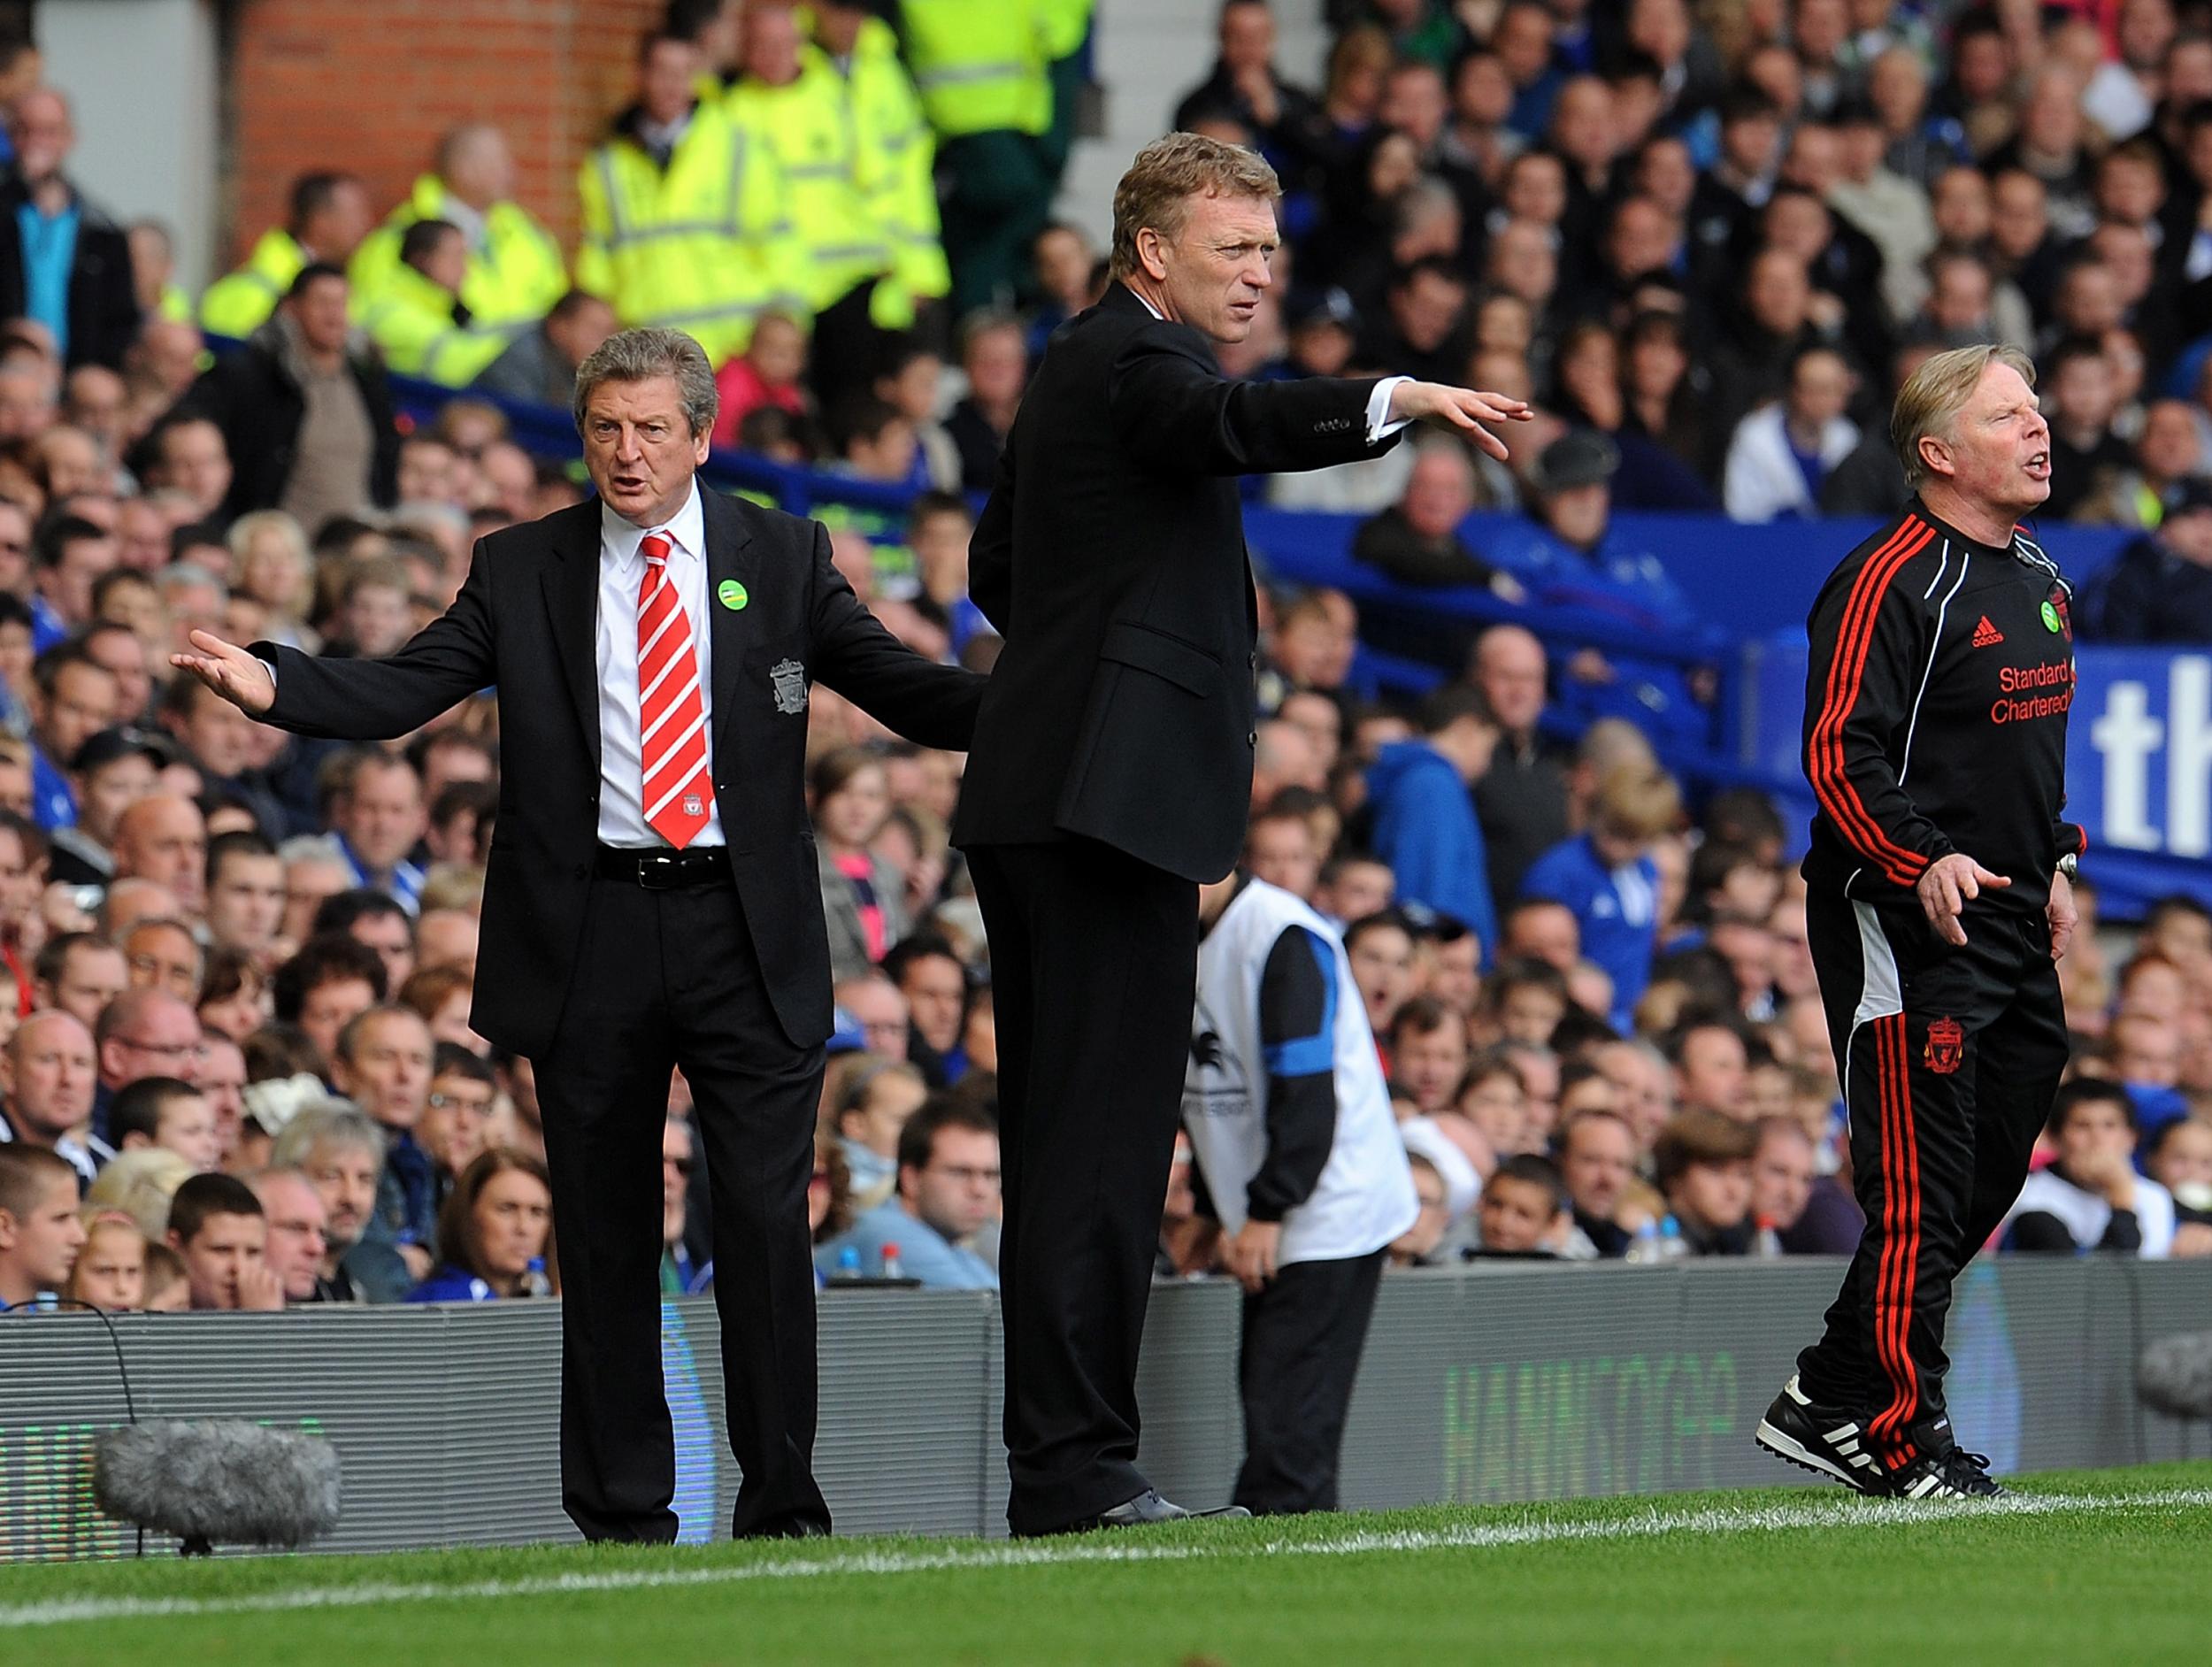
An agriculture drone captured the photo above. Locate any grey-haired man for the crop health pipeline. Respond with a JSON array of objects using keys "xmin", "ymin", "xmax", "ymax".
[{"xmin": 173, "ymin": 326, "xmax": 984, "ymax": 1542}]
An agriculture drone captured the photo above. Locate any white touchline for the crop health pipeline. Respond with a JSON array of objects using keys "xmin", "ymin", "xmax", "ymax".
[{"xmin": 6, "ymin": 1486, "xmax": 2212, "ymax": 1631}]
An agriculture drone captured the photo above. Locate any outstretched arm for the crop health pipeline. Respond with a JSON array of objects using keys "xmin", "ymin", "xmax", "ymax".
[
  {"xmin": 808, "ymin": 521, "xmax": 985, "ymax": 752},
  {"xmin": 172, "ymin": 543, "xmax": 497, "ymax": 740},
  {"xmin": 1107, "ymin": 325, "xmax": 1528, "ymax": 478}
]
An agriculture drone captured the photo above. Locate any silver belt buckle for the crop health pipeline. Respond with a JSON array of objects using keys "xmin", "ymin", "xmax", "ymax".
[{"xmin": 636, "ymin": 849, "xmax": 685, "ymax": 890}]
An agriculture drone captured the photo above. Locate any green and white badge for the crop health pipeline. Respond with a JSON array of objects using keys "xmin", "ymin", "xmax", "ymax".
[
  {"xmin": 718, "ymin": 580, "xmax": 748, "ymax": 611},
  {"xmin": 2040, "ymin": 600, "xmax": 2062, "ymax": 634}
]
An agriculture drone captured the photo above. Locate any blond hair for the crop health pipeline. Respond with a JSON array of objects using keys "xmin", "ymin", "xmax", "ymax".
[
  {"xmin": 1594, "ymin": 764, "xmax": 1682, "ymax": 842},
  {"xmin": 85, "ymin": 1147, "xmax": 195, "ymax": 1239},
  {"xmin": 1110, "ymin": 133, "xmax": 1281, "ymax": 282},
  {"xmin": 1891, "ymin": 343, "xmax": 2037, "ymax": 489}
]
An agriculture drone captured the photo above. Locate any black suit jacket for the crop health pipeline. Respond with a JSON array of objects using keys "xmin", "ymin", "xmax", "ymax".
[
  {"xmin": 254, "ymin": 488, "xmax": 984, "ymax": 1056},
  {"xmin": 952, "ymin": 283, "xmax": 1400, "ymax": 882},
  {"xmin": 0, "ymin": 179, "xmax": 139, "ymax": 371}
]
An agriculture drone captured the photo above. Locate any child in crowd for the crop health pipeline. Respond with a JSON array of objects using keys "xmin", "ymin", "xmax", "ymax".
[
  {"xmin": 908, "ymin": 491, "xmax": 991, "ymax": 655},
  {"xmin": 65, "ymin": 1209, "xmax": 147, "ymax": 1310},
  {"xmin": 710, "ymin": 311, "xmax": 809, "ymax": 449},
  {"xmin": 1468, "ymin": 1155, "xmax": 1567, "ymax": 1257},
  {"xmin": 1455, "ymin": 1052, "xmax": 1530, "ymax": 1157},
  {"xmin": 140, "ymin": 1242, "xmax": 189, "ymax": 1311},
  {"xmin": 0, "ymin": 1147, "xmax": 86, "ymax": 1308},
  {"xmin": 110, "ymin": 1075, "xmax": 222, "ymax": 1172},
  {"xmin": 834, "ymin": 1058, "xmax": 930, "ymax": 1215},
  {"xmin": 872, "ymin": 335, "xmax": 961, "ymax": 491},
  {"xmin": 2005, "ymin": 1081, "xmax": 2177, "ymax": 1257},
  {"xmin": 811, "ymin": 748, "xmax": 906, "ymax": 983},
  {"xmin": 1643, "ymin": 1108, "xmax": 1764, "ymax": 1257},
  {"xmin": 1521, "ymin": 764, "xmax": 1681, "ymax": 1032}
]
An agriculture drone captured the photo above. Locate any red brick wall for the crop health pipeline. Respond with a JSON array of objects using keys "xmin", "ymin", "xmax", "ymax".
[{"xmin": 224, "ymin": 0, "xmax": 666, "ymax": 267}]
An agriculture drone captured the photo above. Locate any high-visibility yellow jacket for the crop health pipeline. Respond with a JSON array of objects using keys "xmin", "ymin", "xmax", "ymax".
[
  {"xmin": 1035, "ymin": 0, "xmax": 1094, "ymax": 61},
  {"xmin": 574, "ymin": 100, "xmax": 810, "ymax": 366},
  {"xmin": 348, "ymin": 174, "xmax": 567, "ymax": 331},
  {"xmin": 358, "ymin": 262, "xmax": 519, "ymax": 387},
  {"xmin": 827, "ymin": 16, "xmax": 949, "ymax": 305},
  {"xmin": 899, "ymin": 0, "xmax": 1051, "ymax": 138},
  {"xmin": 723, "ymin": 50, "xmax": 894, "ymax": 315},
  {"xmin": 198, "ymin": 227, "xmax": 309, "ymax": 340}
]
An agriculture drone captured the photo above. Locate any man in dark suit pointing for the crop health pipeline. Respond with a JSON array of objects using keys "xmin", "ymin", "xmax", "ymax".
[
  {"xmin": 953, "ymin": 133, "xmax": 1530, "ymax": 1535},
  {"xmin": 173, "ymin": 328, "xmax": 983, "ymax": 1542}
]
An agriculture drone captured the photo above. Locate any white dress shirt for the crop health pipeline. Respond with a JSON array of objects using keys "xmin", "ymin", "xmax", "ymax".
[
  {"xmin": 595, "ymin": 480, "xmax": 726, "ymax": 848},
  {"xmin": 1125, "ymin": 286, "xmax": 1410, "ymax": 444}
]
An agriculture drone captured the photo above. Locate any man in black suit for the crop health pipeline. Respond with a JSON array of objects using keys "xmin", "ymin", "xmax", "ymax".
[
  {"xmin": 172, "ymin": 328, "xmax": 983, "ymax": 1542},
  {"xmin": 953, "ymin": 132, "xmax": 1528, "ymax": 1536}
]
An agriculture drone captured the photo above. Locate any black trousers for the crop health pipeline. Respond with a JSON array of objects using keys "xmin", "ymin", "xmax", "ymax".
[
  {"xmin": 535, "ymin": 873, "xmax": 830, "ymax": 1541},
  {"xmin": 965, "ymin": 839, "xmax": 1199, "ymax": 1534},
  {"xmin": 1234, "ymin": 1248, "xmax": 1386, "ymax": 1516},
  {"xmin": 1796, "ymin": 889, "xmax": 2068, "ymax": 1465}
]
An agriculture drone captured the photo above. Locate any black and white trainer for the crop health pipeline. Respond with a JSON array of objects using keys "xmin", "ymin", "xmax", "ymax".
[
  {"xmin": 1888, "ymin": 1447, "xmax": 2006, "ymax": 1501},
  {"xmin": 1754, "ymin": 1375, "xmax": 1891, "ymax": 1495}
]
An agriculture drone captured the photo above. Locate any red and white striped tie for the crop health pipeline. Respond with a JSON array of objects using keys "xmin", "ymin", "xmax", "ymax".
[{"xmin": 636, "ymin": 532, "xmax": 713, "ymax": 848}]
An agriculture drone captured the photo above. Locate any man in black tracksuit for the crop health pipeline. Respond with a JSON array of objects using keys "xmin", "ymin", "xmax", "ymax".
[{"xmin": 1756, "ymin": 345, "xmax": 2083, "ymax": 1502}]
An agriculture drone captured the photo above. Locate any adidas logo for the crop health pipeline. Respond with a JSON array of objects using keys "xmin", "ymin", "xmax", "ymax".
[{"xmin": 1971, "ymin": 616, "xmax": 2005, "ymax": 648}]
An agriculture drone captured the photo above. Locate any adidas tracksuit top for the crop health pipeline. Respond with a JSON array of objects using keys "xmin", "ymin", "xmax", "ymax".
[
  {"xmin": 1789, "ymin": 499, "xmax": 2078, "ymax": 1463},
  {"xmin": 1801, "ymin": 499, "xmax": 2087, "ymax": 911}
]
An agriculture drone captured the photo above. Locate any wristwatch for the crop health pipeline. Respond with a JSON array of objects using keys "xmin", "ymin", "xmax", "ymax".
[{"xmin": 2056, "ymin": 851, "xmax": 2080, "ymax": 881}]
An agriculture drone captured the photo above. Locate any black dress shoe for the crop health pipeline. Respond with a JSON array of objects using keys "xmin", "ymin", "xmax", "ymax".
[{"xmin": 1060, "ymin": 1489, "xmax": 1254, "ymax": 1533}]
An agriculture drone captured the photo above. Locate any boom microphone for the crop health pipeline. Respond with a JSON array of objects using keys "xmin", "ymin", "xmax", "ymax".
[
  {"xmin": 2138, "ymin": 1332, "xmax": 2212, "ymax": 1421},
  {"xmin": 93, "ymin": 1421, "xmax": 342, "ymax": 1555}
]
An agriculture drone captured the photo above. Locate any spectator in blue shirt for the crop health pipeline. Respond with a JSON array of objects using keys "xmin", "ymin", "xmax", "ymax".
[
  {"xmin": 330, "ymin": 750, "xmax": 426, "ymax": 914},
  {"xmin": 1364, "ymin": 685, "xmax": 1501, "ymax": 958},
  {"xmin": 1520, "ymin": 762, "xmax": 1682, "ymax": 1031},
  {"xmin": 30, "ymin": 514, "xmax": 115, "ymax": 654},
  {"xmin": 816, "ymin": 1096, "xmax": 999, "ymax": 1289},
  {"xmin": 27, "ymin": 641, "xmax": 119, "ymax": 829},
  {"xmin": 910, "ymin": 492, "xmax": 994, "ymax": 658},
  {"xmin": 1482, "ymin": 433, "xmax": 1715, "ymax": 749}
]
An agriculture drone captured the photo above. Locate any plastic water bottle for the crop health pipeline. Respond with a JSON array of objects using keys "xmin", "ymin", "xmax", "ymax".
[
  {"xmin": 835, "ymin": 1245, "xmax": 863, "ymax": 1281},
  {"xmin": 522, "ymin": 1256, "xmax": 551, "ymax": 1297},
  {"xmin": 1628, "ymin": 1218, "xmax": 1660, "ymax": 1264},
  {"xmin": 880, "ymin": 1242, "xmax": 904, "ymax": 1279}
]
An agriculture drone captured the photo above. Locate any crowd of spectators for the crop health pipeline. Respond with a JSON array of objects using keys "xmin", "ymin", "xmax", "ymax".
[{"xmin": 5, "ymin": 0, "xmax": 2212, "ymax": 1327}]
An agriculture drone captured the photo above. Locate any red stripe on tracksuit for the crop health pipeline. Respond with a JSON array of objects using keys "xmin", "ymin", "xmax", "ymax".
[
  {"xmin": 1808, "ymin": 519, "xmax": 1938, "ymax": 888},
  {"xmin": 1870, "ymin": 1012, "xmax": 1922, "ymax": 1456}
]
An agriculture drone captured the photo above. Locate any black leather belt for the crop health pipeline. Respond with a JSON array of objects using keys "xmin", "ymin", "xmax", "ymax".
[{"xmin": 593, "ymin": 845, "xmax": 732, "ymax": 889}]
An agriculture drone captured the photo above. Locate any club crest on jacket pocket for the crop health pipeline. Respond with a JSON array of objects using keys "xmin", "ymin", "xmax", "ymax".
[{"xmin": 771, "ymin": 657, "xmax": 808, "ymax": 715}]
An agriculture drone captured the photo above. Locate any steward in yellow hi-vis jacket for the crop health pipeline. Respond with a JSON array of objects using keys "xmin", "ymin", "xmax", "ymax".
[
  {"xmin": 200, "ymin": 173, "xmax": 373, "ymax": 340},
  {"xmin": 898, "ymin": 0, "xmax": 1078, "ymax": 315},
  {"xmin": 358, "ymin": 220, "xmax": 522, "ymax": 388},
  {"xmin": 725, "ymin": 7, "xmax": 918, "ymax": 404},
  {"xmin": 808, "ymin": 3, "xmax": 950, "ymax": 318},
  {"xmin": 575, "ymin": 32, "xmax": 809, "ymax": 368},
  {"xmin": 348, "ymin": 130, "xmax": 566, "ymax": 332}
]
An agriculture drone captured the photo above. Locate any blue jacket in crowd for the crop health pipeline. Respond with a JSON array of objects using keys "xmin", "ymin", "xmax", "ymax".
[
  {"xmin": 1520, "ymin": 831, "xmax": 1660, "ymax": 1031},
  {"xmin": 1365, "ymin": 740, "xmax": 1497, "ymax": 955}
]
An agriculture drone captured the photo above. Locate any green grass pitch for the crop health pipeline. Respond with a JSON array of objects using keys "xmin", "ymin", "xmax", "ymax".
[{"xmin": 6, "ymin": 1462, "xmax": 2210, "ymax": 1665}]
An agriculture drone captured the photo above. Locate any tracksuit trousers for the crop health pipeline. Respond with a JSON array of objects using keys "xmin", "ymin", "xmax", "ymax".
[{"xmin": 1795, "ymin": 887, "xmax": 2069, "ymax": 1468}]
